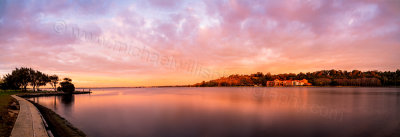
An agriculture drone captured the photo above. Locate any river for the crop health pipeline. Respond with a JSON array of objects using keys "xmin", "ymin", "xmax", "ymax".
[{"xmin": 29, "ymin": 87, "xmax": 400, "ymax": 137}]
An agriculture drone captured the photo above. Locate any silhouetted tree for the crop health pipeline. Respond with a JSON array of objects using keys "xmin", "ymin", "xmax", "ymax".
[
  {"xmin": 59, "ymin": 78, "xmax": 75, "ymax": 93},
  {"xmin": 1, "ymin": 67, "xmax": 34, "ymax": 90},
  {"xmin": 30, "ymin": 70, "xmax": 49, "ymax": 92},
  {"xmin": 38, "ymin": 73, "xmax": 50, "ymax": 91},
  {"xmin": 2, "ymin": 74, "xmax": 20, "ymax": 90},
  {"xmin": 49, "ymin": 75, "xmax": 59, "ymax": 92},
  {"xmin": 0, "ymin": 67, "xmax": 60, "ymax": 91},
  {"xmin": 14, "ymin": 67, "xmax": 33, "ymax": 91}
]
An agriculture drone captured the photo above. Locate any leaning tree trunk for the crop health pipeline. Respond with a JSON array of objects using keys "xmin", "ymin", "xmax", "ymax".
[{"xmin": 54, "ymin": 84, "xmax": 57, "ymax": 92}]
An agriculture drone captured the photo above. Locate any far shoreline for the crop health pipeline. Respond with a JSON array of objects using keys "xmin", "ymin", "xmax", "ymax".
[{"xmin": 73, "ymin": 86, "xmax": 400, "ymax": 89}]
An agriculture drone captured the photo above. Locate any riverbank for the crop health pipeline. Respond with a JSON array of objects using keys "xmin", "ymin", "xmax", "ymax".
[
  {"xmin": 0, "ymin": 90, "xmax": 90, "ymax": 137},
  {"xmin": 11, "ymin": 95, "xmax": 48, "ymax": 137},
  {"xmin": 186, "ymin": 85, "xmax": 400, "ymax": 88},
  {"xmin": 0, "ymin": 91, "xmax": 19, "ymax": 137},
  {"xmin": 19, "ymin": 91, "xmax": 90, "ymax": 137},
  {"xmin": 31, "ymin": 101, "xmax": 86, "ymax": 137}
]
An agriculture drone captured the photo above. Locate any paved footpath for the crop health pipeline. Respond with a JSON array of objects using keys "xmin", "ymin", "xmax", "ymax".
[{"xmin": 10, "ymin": 95, "xmax": 49, "ymax": 137}]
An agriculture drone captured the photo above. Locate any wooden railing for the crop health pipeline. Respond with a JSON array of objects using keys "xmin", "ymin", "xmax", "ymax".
[{"xmin": 74, "ymin": 88, "xmax": 91, "ymax": 92}]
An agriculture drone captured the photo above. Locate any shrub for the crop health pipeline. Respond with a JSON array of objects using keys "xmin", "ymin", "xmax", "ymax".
[
  {"xmin": 59, "ymin": 78, "xmax": 75, "ymax": 93},
  {"xmin": 59, "ymin": 82, "xmax": 75, "ymax": 93}
]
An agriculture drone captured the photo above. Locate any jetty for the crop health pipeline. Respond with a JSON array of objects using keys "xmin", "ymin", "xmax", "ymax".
[{"xmin": 18, "ymin": 91, "xmax": 91, "ymax": 98}]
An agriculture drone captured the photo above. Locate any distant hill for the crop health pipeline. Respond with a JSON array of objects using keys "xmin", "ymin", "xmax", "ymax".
[{"xmin": 192, "ymin": 69, "xmax": 400, "ymax": 87}]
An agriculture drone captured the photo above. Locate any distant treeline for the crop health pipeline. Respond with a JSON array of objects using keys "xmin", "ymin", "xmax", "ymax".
[
  {"xmin": 0, "ymin": 67, "xmax": 75, "ymax": 92},
  {"xmin": 193, "ymin": 69, "xmax": 400, "ymax": 87}
]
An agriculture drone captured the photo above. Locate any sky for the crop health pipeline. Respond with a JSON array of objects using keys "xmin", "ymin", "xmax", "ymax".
[{"xmin": 0, "ymin": 0, "xmax": 399, "ymax": 87}]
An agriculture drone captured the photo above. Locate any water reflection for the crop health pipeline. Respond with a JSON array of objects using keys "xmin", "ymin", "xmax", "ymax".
[
  {"xmin": 60, "ymin": 94, "xmax": 74, "ymax": 106},
  {"xmin": 31, "ymin": 95, "xmax": 74, "ymax": 107},
  {"xmin": 29, "ymin": 87, "xmax": 400, "ymax": 137},
  {"xmin": 30, "ymin": 95, "xmax": 75, "ymax": 117}
]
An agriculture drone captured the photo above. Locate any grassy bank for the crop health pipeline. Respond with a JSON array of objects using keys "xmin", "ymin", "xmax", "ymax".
[
  {"xmin": 2, "ymin": 90, "xmax": 87, "ymax": 137},
  {"xmin": 0, "ymin": 90, "xmax": 20, "ymax": 137},
  {"xmin": 31, "ymin": 102, "xmax": 86, "ymax": 137}
]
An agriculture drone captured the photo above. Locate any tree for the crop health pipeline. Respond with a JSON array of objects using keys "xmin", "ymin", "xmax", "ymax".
[
  {"xmin": 314, "ymin": 78, "xmax": 332, "ymax": 86},
  {"xmin": 49, "ymin": 75, "xmax": 59, "ymax": 92},
  {"xmin": 0, "ymin": 77, "xmax": 5, "ymax": 90},
  {"xmin": 0, "ymin": 67, "xmax": 33, "ymax": 90},
  {"xmin": 0, "ymin": 68, "xmax": 62, "ymax": 91},
  {"xmin": 37, "ymin": 73, "xmax": 50, "ymax": 91},
  {"xmin": 2, "ymin": 74, "xmax": 20, "ymax": 90},
  {"xmin": 193, "ymin": 69, "xmax": 400, "ymax": 87},
  {"xmin": 14, "ymin": 67, "xmax": 33, "ymax": 91},
  {"xmin": 30, "ymin": 70, "xmax": 50, "ymax": 92},
  {"xmin": 29, "ymin": 69, "xmax": 38, "ymax": 91},
  {"xmin": 63, "ymin": 77, "xmax": 72, "ymax": 82},
  {"xmin": 59, "ymin": 78, "xmax": 75, "ymax": 93}
]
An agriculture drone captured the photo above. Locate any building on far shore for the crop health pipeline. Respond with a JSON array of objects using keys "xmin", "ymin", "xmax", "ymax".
[{"xmin": 266, "ymin": 79, "xmax": 312, "ymax": 87}]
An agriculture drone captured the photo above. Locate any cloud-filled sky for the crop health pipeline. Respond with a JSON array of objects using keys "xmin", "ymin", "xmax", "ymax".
[{"xmin": 0, "ymin": 0, "xmax": 399, "ymax": 87}]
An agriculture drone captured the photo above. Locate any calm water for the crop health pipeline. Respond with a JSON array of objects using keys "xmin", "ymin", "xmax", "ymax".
[{"xmin": 29, "ymin": 87, "xmax": 400, "ymax": 137}]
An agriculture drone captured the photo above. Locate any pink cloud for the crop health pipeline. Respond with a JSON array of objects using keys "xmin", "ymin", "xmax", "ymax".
[{"xmin": 0, "ymin": 0, "xmax": 399, "ymax": 86}]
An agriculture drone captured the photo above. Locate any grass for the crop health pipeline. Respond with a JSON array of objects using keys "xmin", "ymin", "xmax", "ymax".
[{"xmin": 0, "ymin": 90, "xmax": 21, "ymax": 137}]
